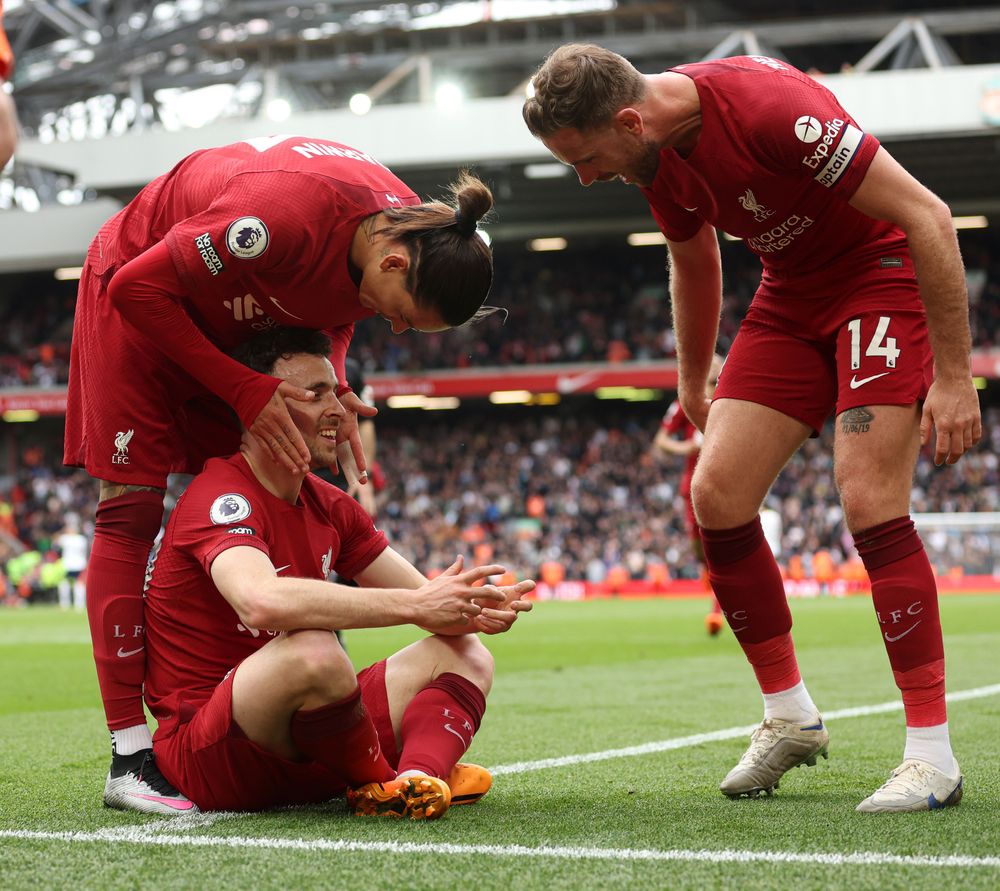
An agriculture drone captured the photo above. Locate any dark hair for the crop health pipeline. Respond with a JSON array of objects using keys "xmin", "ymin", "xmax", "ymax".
[
  {"xmin": 378, "ymin": 171, "xmax": 495, "ymax": 327},
  {"xmin": 523, "ymin": 43, "xmax": 645, "ymax": 137},
  {"xmin": 231, "ymin": 327, "xmax": 332, "ymax": 376}
]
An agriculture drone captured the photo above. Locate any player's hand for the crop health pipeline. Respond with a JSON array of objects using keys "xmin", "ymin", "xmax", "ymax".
[
  {"xmin": 249, "ymin": 381, "xmax": 314, "ymax": 473},
  {"xmin": 416, "ymin": 556, "xmax": 506, "ymax": 630},
  {"xmin": 471, "ymin": 579, "xmax": 535, "ymax": 634},
  {"xmin": 678, "ymin": 388, "xmax": 712, "ymax": 433},
  {"xmin": 333, "ymin": 390, "xmax": 378, "ymax": 481},
  {"xmin": 920, "ymin": 376, "xmax": 982, "ymax": 465}
]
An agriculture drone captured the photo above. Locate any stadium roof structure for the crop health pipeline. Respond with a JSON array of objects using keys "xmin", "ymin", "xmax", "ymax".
[
  {"xmin": 2, "ymin": 1, "xmax": 1000, "ymax": 249},
  {"xmin": 7, "ymin": 1, "xmax": 1000, "ymax": 130}
]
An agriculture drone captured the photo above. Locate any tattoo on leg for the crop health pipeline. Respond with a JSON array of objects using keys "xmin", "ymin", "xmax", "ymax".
[{"xmin": 840, "ymin": 407, "xmax": 874, "ymax": 435}]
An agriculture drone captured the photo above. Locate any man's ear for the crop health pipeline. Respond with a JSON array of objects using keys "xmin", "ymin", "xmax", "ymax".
[
  {"xmin": 379, "ymin": 251, "xmax": 410, "ymax": 273},
  {"xmin": 615, "ymin": 107, "xmax": 644, "ymax": 136}
]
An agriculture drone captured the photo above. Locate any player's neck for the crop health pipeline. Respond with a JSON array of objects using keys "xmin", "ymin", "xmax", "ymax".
[
  {"xmin": 349, "ymin": 212, "xmax": 387, "ymax": 277},
  {"xmin": 239, "ymin": 442, "xmax": 305, "ymax": 504},
  {"xmin": 645, "ymin": 72, "xmax": 702, "ymax": 157}
]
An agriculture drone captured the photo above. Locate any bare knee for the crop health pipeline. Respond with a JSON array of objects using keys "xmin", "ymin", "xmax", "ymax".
[
  {"xmin": 282, "ymin": 630, "xmax": 356, "ymax": 702},
  {"xmin": 690, "ymin": 467, "xmax": 757, "ymax": 529},
  {"xmin": 835, "ymin": 464, "xmax": 912, "ymax": 533},
  {"xmin": 432, "ymin": 634, "xmax": 495, "ymax": 695}
]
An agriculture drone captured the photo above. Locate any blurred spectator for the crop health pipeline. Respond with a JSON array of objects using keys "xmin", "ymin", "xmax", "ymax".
[{"xmin": 55, "ymin": 515, "xmax": 89, "ymax": 609}]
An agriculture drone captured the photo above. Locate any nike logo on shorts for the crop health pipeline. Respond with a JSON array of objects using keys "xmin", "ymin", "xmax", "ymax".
[
  {"xmin": 274, "ymin": 564, "xmax": 291, "ymax": 574},
  {"xmin": 117, "ymin": 646, "xmax": 144, "ymax": 658},
  {"xmin": 849, "ymin": 372, "xmax": 890, "ymax": 389}
]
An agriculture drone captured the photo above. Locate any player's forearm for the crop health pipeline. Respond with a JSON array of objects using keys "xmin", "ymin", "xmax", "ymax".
[
  {"xmin": 239, "ymin": 577, "xmax": 419, "ymax": 632},
  {"xmin": 669, "ymin": 254, "xmax": 723, "ymax": 393},
  {"xmin": 904, "ymin": 205, "xmax": 973, "ymax": 381},
  {"xmin": 326, "ymin": 324, "xmax": 354, "ymax": 389},
  {"xmin": 107, "ymin": 242, "xmax": 280, "ymax": 424}
]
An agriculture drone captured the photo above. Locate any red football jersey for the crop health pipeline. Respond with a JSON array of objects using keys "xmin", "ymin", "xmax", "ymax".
[
  {"xmin": 143, "ymin": 453, "xmax": 388, "ymax": 739},
  {"xmin": 89, "ymin": 136, "xmax": 420, "ymax": 352},
  {"xmin": 642, "ymin": 57, "xmax": 901, "ymax": 276},
  {"xmin": 661, "ymin": 400, "xmax": 700, "ymax": 496}
]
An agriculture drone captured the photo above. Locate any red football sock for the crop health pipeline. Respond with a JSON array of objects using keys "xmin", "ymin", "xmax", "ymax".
[
  {"xmin": 397, "ymin": 673, "xmax": 487, "ymax": 778},
  {"xmin": 702, "ymin": 518, "xmax": 800, "ymax": 693},
  {"xmin": 87, "ymin": 491, "xmax": 163, "ymax": 730},
  {"xmin": 855, "ymin": 516, "xmax": 946, "ymax": 727},
  {"xmin": 290, "ymin": 686, "xmax": 394, "ymax": 787},
  {"xmin": 741, "ymin": 633, "xmax": 802, "ymax": 694}
]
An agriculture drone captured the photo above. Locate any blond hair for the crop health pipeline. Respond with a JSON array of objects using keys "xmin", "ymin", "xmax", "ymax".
[{"xmin": 523, "ymin": 43, "xmax": 645, "ymax": 137}]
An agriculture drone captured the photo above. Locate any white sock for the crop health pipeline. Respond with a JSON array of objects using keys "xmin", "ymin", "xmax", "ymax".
[
  {"xmin": 395, "ymin": 769, "xmax": 432, "ymax": 780},
  {"xmin": 762, "ymin": 680, "xmax": 820, "ymax": 725},
  {"xmin": 903, "ymin": 723, "xmax": 956, "ymax": 775},
  {"xmin": 111, "ymin": 724, "xmax": 153, "ymax": 757}
]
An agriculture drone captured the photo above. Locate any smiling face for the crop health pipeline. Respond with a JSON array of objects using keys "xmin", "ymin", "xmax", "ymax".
[
  {"xmin": 357, "ymin": 246, "xmax": 451, "ymax": 335},
  {"xmin": 542, "ymin": 119, "xmax": 662, "ymax": 189},
  {"xmin": 271, "ymin": 353, "xmax": 346, "ymax": 469}
]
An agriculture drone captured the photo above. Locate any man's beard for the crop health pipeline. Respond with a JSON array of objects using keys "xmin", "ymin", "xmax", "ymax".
[{"xmin": 630, "ymin": 139, "xmax": 662, "ymax": 188}]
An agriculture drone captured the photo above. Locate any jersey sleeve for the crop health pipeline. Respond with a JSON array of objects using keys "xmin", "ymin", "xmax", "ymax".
[
  {"xmin": 163, "ymin": 170, "xmax": 343, "ymax": 296},
  {"xmin": 168, "ymin": 474, "xmax": 272, "ymax": 576},
  {"xmin": 742, "ymin": 68, "xmax": 880, "ymax": 200},
  {"xmin": 643, "ymin": 187, "xmax": 703, "ymax": 243},
  {"xmin": 327, "ymin": 490, "xmax": 388, "ymax": 579}
]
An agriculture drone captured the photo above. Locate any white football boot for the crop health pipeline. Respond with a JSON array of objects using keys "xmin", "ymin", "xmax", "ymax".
[
  {"xmin": 104, "ymin": 749, "xmax": 199, "ymax": 816},
  {"xmin": 856, "ymin": 758, "xmax": 963, "ymax": 813},
  {"xmin": 720, "ymin": 717, "xmax": 829, "ymax": 798}
]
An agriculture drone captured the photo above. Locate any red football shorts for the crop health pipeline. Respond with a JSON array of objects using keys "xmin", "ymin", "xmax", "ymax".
[
  {"xmin": 713, "ymin": 258, "xmax": 933, "ymax": 434},
  {"xmin": 153, "ymin": 659, "xmax": 397, "ymax": 812},
  {"xmin": 64, "ymin": 263, "xmax": 241, "ymax": 487}
]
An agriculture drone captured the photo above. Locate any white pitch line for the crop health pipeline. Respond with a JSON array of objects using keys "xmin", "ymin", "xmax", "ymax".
[
  {"xmin": 490, "ymin": 682, "xmax": 1000, "ymax": 775},
  {"xmin": 128, "ymin": 812, "xmax": 240, "ymax": 835},
  {"xmin": 1, "ymin": 829, "xmax": 999, "ymax": 870}
]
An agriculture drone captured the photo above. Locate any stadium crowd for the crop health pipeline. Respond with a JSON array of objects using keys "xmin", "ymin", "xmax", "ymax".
[
  {"xmin": 1, "ymin": 232, "xmax": 998, "ymax": 385},
  {"xmin": 0, "ymin": 233, "xmax": 997, "ymax": 601},
  {"xmin": 2, "ymin": 404, "xmax": 997, "ymax": 605}
]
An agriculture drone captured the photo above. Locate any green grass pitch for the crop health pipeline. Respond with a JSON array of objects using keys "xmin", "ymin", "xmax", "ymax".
[{"xmin": 2, "ymin": 595, "xmax": 999, "ymax": 890}]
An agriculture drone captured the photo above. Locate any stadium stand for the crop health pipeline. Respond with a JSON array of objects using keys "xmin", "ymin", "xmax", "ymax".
[{"xmin": 2, "ymin": 398, "xmax": 998, "ymax": 603}]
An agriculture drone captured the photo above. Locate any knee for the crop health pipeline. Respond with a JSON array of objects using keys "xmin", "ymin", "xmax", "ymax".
[
  {"xmin": 283, "ymin": 630, "xmax": 355, "ymax": 699},
  {"xmin": 690, "ymin": 467, "xmax": 738, "ymax": 528},
  {"xmin": 836, "ymin": 469, "xmax": 903, "ymax": 533},
  {"xmin": 435, "ymin": 635, "xmax": 494, "ymax": 695}
]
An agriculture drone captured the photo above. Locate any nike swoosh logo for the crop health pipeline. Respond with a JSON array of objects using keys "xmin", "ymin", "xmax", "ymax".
[
  {"xmin": 274, "ymin": 564, "xmax": 291, "ymax": 574},
  {"xmin": 443, "ymin": 723, "xmax": 470, "ymax": 745},
  {"xmin": 126, "ymin": 792, "xmax": 196, "ymax": 810},
  {"xmin": 849, "ymin": 372, "xmax": 890, "ymax": 389},
  {"xmin": 117, "ymin": 646, "xmax": 144, "ymax": 658},
  {"xmin": 884, "ymin": 620, "xmax": 921, "ymax": 643}
]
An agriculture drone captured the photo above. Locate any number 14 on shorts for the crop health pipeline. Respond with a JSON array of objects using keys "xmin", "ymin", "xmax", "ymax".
[{"xmin": 847, "ymin": 316, "xmax": 899, "ymax": 370}]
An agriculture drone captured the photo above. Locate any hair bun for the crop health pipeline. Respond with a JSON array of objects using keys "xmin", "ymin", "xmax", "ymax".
[{"xmin": 454, "ymin": 208, "xmax": 477, "ymax": 237}]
